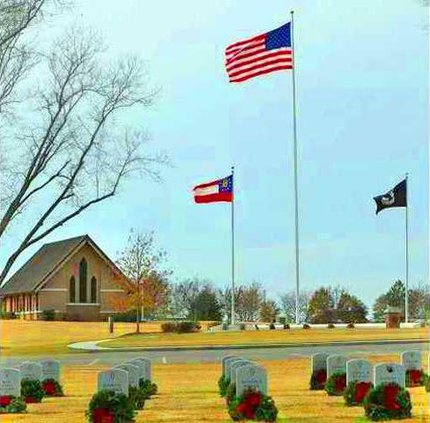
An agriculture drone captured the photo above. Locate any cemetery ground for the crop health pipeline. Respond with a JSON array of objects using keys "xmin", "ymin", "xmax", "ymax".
[
  {"xmin": 1, "ymin": 320, "xmax": 429, "ymax": 421},
  {"xmin": 0, "ymin": 355, "xmax": 428, "ymax": 422}
]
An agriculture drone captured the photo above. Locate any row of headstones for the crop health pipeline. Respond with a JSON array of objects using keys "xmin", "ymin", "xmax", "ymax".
[
  {"xmin": 0, "ymin": 359, "xmax": 60, "ymax": 398},
  {"xmin": 221, "ymin": 355, "xmax": 268, "ymax": 396},
  {"xmin": 97, "ymin": 357, "xmax": 152, "ymax": 396},
  {"xmin": 311, "ymin": 350, "xmax": 426, "ymax": 388}
]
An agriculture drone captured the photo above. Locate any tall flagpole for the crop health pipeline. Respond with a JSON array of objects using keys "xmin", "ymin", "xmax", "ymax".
[
  {"xmin": 405, "ymin": 172, "xmax": 409, "ymax": 323},
  {"xmin": 290, "ymin": 11, "xmax": 301, "ymax": 325},
  {"xmin": 231, "ymin": 166, "xmax": 236, "ymax": 325}
]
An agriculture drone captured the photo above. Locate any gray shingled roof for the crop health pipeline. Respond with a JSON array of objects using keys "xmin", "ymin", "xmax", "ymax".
[{"xmin": 0, "ymin": 235, "xmax": 88, "ymax": 295}]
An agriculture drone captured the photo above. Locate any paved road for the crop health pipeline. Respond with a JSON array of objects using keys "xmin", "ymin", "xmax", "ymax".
[{"xmin": 1, "ymin": 341, "xmax": 427, "ymax": 367}]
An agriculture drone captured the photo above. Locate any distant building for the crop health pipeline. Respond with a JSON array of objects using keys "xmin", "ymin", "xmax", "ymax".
[{"xmin": 0, "ymin": 235, "xmax": 129, "ymax": 321}]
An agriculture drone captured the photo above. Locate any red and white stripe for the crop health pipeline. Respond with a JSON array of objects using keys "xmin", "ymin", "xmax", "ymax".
[{"xmin": 225, "ymin": 33, "xmax": 293, "ymax": 83}]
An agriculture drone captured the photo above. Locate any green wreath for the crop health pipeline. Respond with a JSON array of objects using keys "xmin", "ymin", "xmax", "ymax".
[
  {"xmin": 225, "ymin": 382, "xmax": 237, "ymax": 405},
  {"xmin": 343, "ymin": 381, "xmax": 373, "ymax": 406},
  {"xmin": 227, "ymin": 388, "xmax": 278, "ymax": 422},
  {"xmin": 138, "ymin": 379, "xmax": 158, "ymax": 399},
  {"xmin": 42, "ymin": 378, "xmax": 64, "ymax": 396},
  {"xmin": 324, "ymin": 372, "xmax": 346, "ymax": 396},
  {"xmin": 129, "ymin": 386, "xmax": 145, "ymax": 410},
  {"xmin": 426, "ymin": 375, "xmax": 430, "ymax": 393},
  {"xmin": 363, "ymin": 383, "xmax": 412, "ymax": 421},
  {"xmin": 86, "ymin": 390, "xmax": 136, "ymax": 423},
  {"xmin": 21, "ymin": 378, "xmax": 45, "ymax": 403},
  {"xmin": 0, "ymin": 396, "xmax": 27, "ymax": 414},
  {"xmin": 309, "ymin": 369, "xmax": 327, "ymax": 390},
  {"xmin": 218, "ymin": 375, "xmax": 231, "ymax": 397}
]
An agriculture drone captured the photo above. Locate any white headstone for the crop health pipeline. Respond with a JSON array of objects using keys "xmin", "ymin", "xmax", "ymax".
[
  {"xmin": 401, "ymin": 350, "xmax": 422, "ymax": 371},
  {"xmin": 222, "ymin": 356, "xmax": 238, "ymax": 376},
  {"xmin": 127, "ymin": 360, "xmax": 145, "ymax": 382},
  {"xmin": 327, "ymin": 355, "xmax": 347, "ymax": 379},
  {"xmin": 98, "ymin": 368, "xmax": 129, "ymax": 396},
  {"xmin": 0, "ymin": 368, "xmax": 21, "ymax": 397},
  {"xmin": 346, "ymin": 359, "xmax": 372, "ymax": 385},
  {"xmin": 19, "ymin": 361, "xmax": 43, "ymax": 381},
  {"xmin": 311, "ymin": 353, "xmax": 328, "ymax": 373},
  {"xmin": 131, "ymin": 358, "xmax": 151, "ymax": 381},
  {"xmin": 236, "ymin": 365, "xmax": 268, "ymax": 397},
  {"xmin": 40, "ymin": 359, "xmax": 60, "ymax": 382},
  {"xmin": 229, "ymin": 360, "xmax": 253, "ymax": 382},
  {"xmin": 374, "ymin": 363, "xmax": 405, "ymax": 388},
  {"xmin": 115, "ymin": 364, "xmax": 139, "ymax": 388},
  {"xmin": 224, "ymin": 357, "xmax": 244, "ymax": 379}
]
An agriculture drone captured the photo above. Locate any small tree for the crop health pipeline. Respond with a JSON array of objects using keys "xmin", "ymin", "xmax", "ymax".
[
  {"xmin": 279, "ymin": 290, "xmax": 311, "ymax": 323},
  {"xmin": 336, "ymin": 292, "xmax": 367, "ymax": 323},
  {"xmin": 308, "ymin": 287, "xmax": 335, "ymax": 323},
  {"xmin": 236, "ymin": 282, "xmax": 264, "ymax": 322},
  {"xmin": 189, "ymin": 285, "xmax": 222, "ymax": 321},
  {"xmin": 115, "ymin": 230, "xmax": 170, "ymax": 333},
  {"xmin": 259, "ymin": 300, "xmax": 279, "ymax": 322}
]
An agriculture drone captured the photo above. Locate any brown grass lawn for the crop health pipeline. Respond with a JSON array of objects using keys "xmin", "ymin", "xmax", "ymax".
[
  {"xmin": 1, "ymin": 355, "xmax": 428, "ymax": 423},
  {"xmin": 104, "ymin": 327, "xmax": 429, "ymax": 349},
  {"xmin": 0, "ymin": 320, "xmax": 162, "ymax": 356}
]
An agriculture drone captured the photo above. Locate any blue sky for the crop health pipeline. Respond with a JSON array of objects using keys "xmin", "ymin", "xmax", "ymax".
[{"xmin": 1, "ymin": 0, "xmax": 428, "ymax": 307}]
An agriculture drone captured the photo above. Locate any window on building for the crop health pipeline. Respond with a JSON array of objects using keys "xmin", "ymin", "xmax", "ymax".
[
  {"xmin": 79, "ymin": 258, "xmax": 87, "ymax": 303},
  {"xmin": 70, "ymin": 276, "xmax": 76, "ymax": 303},
  {"xmin": 90, "ymin": 277, "xmax": 97, "ymax": 303}
]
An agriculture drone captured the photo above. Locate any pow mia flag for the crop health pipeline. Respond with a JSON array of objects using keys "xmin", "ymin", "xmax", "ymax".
[{"xmin": 373, "ymin": 179, "xmax": 407, "ymax": 214}]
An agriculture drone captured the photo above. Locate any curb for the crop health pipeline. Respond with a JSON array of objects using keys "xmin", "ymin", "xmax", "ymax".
[{"xmin": 68, "ymin": 337, "xmax": 429, "ymax": 353}]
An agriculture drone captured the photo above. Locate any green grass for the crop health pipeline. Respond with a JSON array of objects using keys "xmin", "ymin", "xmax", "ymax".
[{"xmin": 103, "ymin": 327, "xmax": 428, "ymax": 349}]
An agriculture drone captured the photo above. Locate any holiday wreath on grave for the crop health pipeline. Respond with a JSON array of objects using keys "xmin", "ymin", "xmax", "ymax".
[
  {"xmin": 218, "ymin": 374, "xmax": 230, "ymax": 397},
  {"xmin": 86, "ymin": 390, "xmax": 136, "ymax": 423},
  {"xmin": 42, "ymin": 378, "xmax": 64, "ymax": 396},
  {"xmin": 324, "ymin": 372, "xmax": 347, "ymax": 396},
  {"xmin": 139, "ymin": 379, "xmax": 158, "ymax": 399},
  {"xmin": 309, "ymin": 368, "xmax": 327, "ymax": 390},
  {"xmin": 0, "ymin": 396, "xmax": 27, "ymax": 414},
  {"xmin": 405, "ymin": 369, "xmax": 427, "ymax": 387},
  {"xmin": 363, "ymin": 383, "xmax": 412, "ymax": 421},
  {"xmin": 129, "ymin": 386, "xmax": 145, "ymax": 410},
  {"xmin": 343, "ymin": 381, "xmax": 373, "ymax": 406},
  {"xmin": 227, "ymin": 388, "xmax": 278, "ymax": 422},
  {"xmin": 21, "ymin": 378, "xmax": 45, "ymax": 403}
]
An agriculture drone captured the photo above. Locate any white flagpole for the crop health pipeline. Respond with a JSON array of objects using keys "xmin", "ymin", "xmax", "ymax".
[
  {"xmin": 290, "ymin": 11, "xmax": 301, "ymax": 325},
  {"xmin": 405, "ymin": 173, "xmax": 409, "ymax": 323},
  {"xmin": 231, "ymin": 166, "xmax": 236, "ymax": 325}
]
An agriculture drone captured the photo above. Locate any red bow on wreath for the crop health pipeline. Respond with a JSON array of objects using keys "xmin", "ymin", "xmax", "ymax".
[
  {"xmin": 407, "ymin": 369, "xmax": 422, "ymax": 387},
  {"xmin": 334, "ymin": 374, "xmax": 346, "ymax": 392},
  {"xmin": 43, "ymin": 381, "xmax": 56, "ymax": 396},
  {"xmin": 354, "ymin": 382, "xmax": 371, "ymax": 404},
  {"xmin": 92, "ymin": 407, "xmax": 115, "ymax": 423},
  {"xmin": 315, "ymin": 369, "xmax": 327, "ymax": 384},
  {"xmin": 0, "ymin": 396, "xmax": 12, "ymax": 407},
  {"xmin": 236, "ymin": 391, "xmax": 263, "ymax": 420},
  {"xmin": 384, "ymin": 384, "xmax": 401, "ymax": 411}
]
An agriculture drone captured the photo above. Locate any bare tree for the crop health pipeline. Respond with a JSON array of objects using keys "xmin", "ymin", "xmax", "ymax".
[
  {"xmin": 279, "ymin": 290, "xmax": 311, "ymax": 323},
  {"xmin": 0, "ymin": 5, "xmax": 164, "ymax": 284}
]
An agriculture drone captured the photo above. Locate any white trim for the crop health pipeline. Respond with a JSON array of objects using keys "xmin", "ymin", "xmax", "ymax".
[
  {"xmin": 40, "ymin": 288, "xmax": 67, "ymax": 292},
  {"xmin": 67, "ymin": 303, "xmax": 100, "ymax": 306},
  {"xmin": 100, "ymin": 310, "xmax": 121, "ymax": 314},
  {"xmin": 100, "ymin": 289, "xmax": 125, "ymax": 293}
]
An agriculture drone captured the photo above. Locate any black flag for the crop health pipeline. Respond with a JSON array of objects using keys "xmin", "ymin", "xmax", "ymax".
[{"xmin": 373, "ymin": 179, "xmax": 407, "ymax": 214}]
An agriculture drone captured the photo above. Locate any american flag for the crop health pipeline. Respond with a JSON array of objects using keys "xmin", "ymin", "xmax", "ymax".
[{"xmin": 225, "ymin": 22, "xmax": 293, "ymax": 83}]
